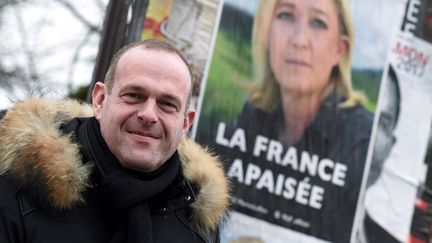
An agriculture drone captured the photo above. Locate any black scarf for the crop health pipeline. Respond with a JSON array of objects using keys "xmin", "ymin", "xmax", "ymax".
[{"xmin": 76, "ymin": 117, "xmax": 181, "ymax": 243}]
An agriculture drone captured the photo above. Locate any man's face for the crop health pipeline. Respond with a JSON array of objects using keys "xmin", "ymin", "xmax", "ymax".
[
  {"xmin": 372, "ymin": 75, "xmax": 399, "ymax": 164},
  {"xmin": 92, "ymin": 47, "xmax": 195, "ymax": 172}
]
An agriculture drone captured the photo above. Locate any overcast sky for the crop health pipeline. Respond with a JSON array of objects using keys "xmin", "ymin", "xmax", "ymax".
[{"xmin": 0, "ymin": 0, "xmax": 107, "ymax": 109}]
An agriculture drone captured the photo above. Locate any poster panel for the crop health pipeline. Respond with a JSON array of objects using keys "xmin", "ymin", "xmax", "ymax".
[
  {"xmin": 360, "ymin": 0, "xmax": 432, "ymax": 242},
  {"xmin": 141, "ymin": 0, "xmax": 223, "ymax": 108},
  {"xmin": 193, "ymin": 0, "xmax": 408, "ymax": 242}
]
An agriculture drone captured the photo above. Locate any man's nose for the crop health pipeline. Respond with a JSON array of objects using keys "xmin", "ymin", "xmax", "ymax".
[{"xmin": 137, "ymin": 99, "xmax": 158, "ymax": 124}]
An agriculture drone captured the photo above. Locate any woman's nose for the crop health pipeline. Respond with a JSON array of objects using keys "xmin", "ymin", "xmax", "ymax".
[{"xmin": 291, "ymin": 21, "xmax": 310, "ymax": 48}]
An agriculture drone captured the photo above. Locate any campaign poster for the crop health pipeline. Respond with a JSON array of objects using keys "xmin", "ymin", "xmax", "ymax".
[
  {"xmin": 141, "ymin": 0, "xmax": 223, "ymax": 108},
  {"xmin": 192, "ymin": 0, "xmax": 409, "ymax": 242},
  {"xmin": 360, "ymin": 0, "xmax": 432, "ymax": 242}
]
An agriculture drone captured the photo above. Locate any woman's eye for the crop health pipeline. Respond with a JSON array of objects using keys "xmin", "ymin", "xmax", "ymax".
[
  {"xmin": 276, "ymin": 11, "xmax": 294, "ymax": 21},
  {"xmin": 311, "ymin": 18, "xmax": 328, "ymax": 29}
]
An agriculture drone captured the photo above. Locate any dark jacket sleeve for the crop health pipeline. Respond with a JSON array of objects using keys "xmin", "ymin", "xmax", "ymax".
[
  {"xmin": 0, "ymin": 176, "xmax": 25, "ymax": 243},
  {"xmin": 199, "ymin": 226, "xmax": 220, "ymax": 243}
]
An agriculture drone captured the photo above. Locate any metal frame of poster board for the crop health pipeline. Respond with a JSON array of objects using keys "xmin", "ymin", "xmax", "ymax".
[{"xmin": 87, "ymin": 0, "xmax": 150, "ymax": 102}]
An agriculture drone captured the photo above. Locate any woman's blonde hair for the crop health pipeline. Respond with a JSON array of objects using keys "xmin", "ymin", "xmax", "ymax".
[{"xmin": 249, "ymin": 0, "xmax": 363, "ymax": 111}]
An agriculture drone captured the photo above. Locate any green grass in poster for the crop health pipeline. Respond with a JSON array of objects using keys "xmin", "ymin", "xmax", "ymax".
[
  {"xmin": 197, "ymin": 28, "xmax": 382, "ymax": 139},
  {"xmin": 200, "ymin": 30, "xmax": 252, "ymax": 125}
]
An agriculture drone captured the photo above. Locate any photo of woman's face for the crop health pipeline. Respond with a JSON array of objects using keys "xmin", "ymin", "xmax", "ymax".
[{"xmin": 268, "ymin": 0, "xmax": 346, "ymax": 96}]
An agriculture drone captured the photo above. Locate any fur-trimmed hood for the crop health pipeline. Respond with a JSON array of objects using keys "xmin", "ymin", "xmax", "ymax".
[{"xmin": 0, "ymin": 99, "xmax": 229, "ymax": 231}]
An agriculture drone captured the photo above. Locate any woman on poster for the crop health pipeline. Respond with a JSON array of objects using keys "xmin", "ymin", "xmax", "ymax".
[{"xmin": 226, "ymin": 0, "xmax": 374, "ymax": 241}]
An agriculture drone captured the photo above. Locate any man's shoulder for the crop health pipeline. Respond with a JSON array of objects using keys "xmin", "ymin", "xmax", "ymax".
[
  {"xmin": 0, "ymin": 175, "xmax": 22, "ymax": 217},
  {"xmin": 178, "ymin": 139, "xmax": 230, "ymax": 231},
  {"xmin": 0, "ymin": 98, "xmax": 93, "ymax": 211},
  {"xmin": 0, "ymin": 175, "xmax": 18, "ymax": 197}
]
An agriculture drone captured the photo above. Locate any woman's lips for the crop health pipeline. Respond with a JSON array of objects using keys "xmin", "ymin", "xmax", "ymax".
[{"xmin": 285, "ymin": 59, "xmax": 311, "ymax": 68}]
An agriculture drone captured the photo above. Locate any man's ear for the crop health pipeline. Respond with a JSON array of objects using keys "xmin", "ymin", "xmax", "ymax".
[
  {"xmin": 92, "ymin": 82, "xmax": 106, "ymax": 120},
  {"xmin": 182, "ymin": 108, "xmax": 196, "ymax": 138}
]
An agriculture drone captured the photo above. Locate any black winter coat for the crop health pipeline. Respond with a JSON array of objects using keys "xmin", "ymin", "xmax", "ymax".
[
  {"xmin": 0, "ymin": 99, "xmax": 230, "ymax": 243},
  {"xmin": 0, "ymin": 175, "xmax": 217, "ymax": 243}
]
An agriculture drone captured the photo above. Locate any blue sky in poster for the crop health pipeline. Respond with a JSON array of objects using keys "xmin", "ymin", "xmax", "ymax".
[{"xmin": 224, "ymin": 0, "xmax": 407, "ymax": 70}]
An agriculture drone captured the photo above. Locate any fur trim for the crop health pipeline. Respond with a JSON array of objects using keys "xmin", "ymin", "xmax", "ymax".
[
  {"xmin": 0, "ymin": 98, "xmax": 229, "ymax": 229},
  {"xmin": 179, "ymin": 139, "xmax": 230, "ymax": 231},
  {"xmin": 0, "ymin": 99, "xmax": 93, "ymax": 208}
]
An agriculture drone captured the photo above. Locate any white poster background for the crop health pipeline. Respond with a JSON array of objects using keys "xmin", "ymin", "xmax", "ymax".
[{"xmin": 364, "ymin": 32, "xmax": 432, "ymax": 242}]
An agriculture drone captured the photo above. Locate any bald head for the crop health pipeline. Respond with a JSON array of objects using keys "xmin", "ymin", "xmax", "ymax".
[{"xmin": 103, "ymin": 39, "xmax": 193, "ymax": 108}]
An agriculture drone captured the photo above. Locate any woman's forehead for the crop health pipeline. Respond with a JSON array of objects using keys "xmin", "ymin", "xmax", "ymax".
[{"xmin": 274, "ymin": 0, "xmax": 339, "ymax": 14}]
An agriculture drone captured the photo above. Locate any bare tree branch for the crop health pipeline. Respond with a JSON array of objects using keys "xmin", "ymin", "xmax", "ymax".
[
  {"xmin": 66, "ymin": 28, "xmax": 93, "ymax": 92},
  {"xmin": 0, "ymin": 0, "xmax": 26, "ymax": 9},
  {"xmin": 14, "ymin": 5, "xmax": 40, "ymax": 90},
  {"xmin": 93, "ymin": 0, "xmax": 106, "ymax": 13},
  {"xmin": 0, "ymin": 0, "xmax": 107, "ymax": 100},
  {"xmin": 54, "ymin": 0, "xmax": 100, "ymax": 32},
  {"xmin": 0, "ymin": 64, "xmax": 25, "ymax": 90}
]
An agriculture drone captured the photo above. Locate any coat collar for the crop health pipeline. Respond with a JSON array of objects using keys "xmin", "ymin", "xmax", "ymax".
[{"xmin": 0, "ymin": 99, "xmax": 229, "ymax": 231}]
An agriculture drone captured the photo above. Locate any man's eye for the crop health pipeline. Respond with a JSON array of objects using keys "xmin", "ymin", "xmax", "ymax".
[
  {"xmin": 161, "ymin": 101, "xmax": 178, "ymax": 112},
  {"xmin": 126, "ymin": 93, "xmax": 140, "ymax": 98},
  {"xmin": 123, "ymin": 93, "xmax": 143, "ymax": 103}
]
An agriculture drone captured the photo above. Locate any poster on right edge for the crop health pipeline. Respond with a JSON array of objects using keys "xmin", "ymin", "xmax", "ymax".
[{"xmin": 359, "ymin": 0, "xmax": 432, "ymax": 242}]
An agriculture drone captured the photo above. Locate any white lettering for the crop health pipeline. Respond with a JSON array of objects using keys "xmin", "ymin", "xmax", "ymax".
[
  {"xmin": 230, "ymin": 128, "xmax": 247, "ymax": 152},
  {"xmin": 256, "ymin": 170, "xmax": 275, "ymax": 193},
  {"xmin": 228, "ymin": 159, "xmax": 244, "ymax": 183},
  {"xmin": 317, "ymin": 158, "xmax": 334, "ymax": 182},
  {"xmin": 407, "ymin": 0, "xmax": 421, "ymax": 23},
  {"xmin": 283, "ymin": 177, "xmax": 297, "ymax": 200},
  {"xmin": 403, "ymin": 0, "xmax": 421, "ymax": 34},
  {"xmin": 332, "ymin": 163, "xmax": 347, "ymax": 187},
  {"xmin": 231, "ymin": 160, "xmax": 327, "ymax": 210},
  {"xmin": 215, "ymin": 122, "xmax": 247, "ymax": 152},
  {"xmin": 299, "ymin": 151, "xmax": 318, "ymax": 176},
  {"xmin": 296, "ymin": 178, "xmax": 311, "ymax": 206},
  {"xmin": 215, "ymin": 122, "xmax": 229, "ymax": 146},
  {"xmin": 244, "ymin": 163, "xmax": 262, "ymax": 185},
  {"xmin": 309, "ymin": 186, "xmax": 324, "ymax": 209},
  {"xmin": 274, "ymin": 174, "xmax": 285, "ymax": 195},
  {"xmin": 281, "ymin": 146, "xmax": 298, "ymax": 169},
  {"xmin": 253, "ymin": 135, "xmax": 268, "ymax": 157},
  {"xmin": 267, "ymin": 140, "xmax": 283, "ymax": 164}
]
